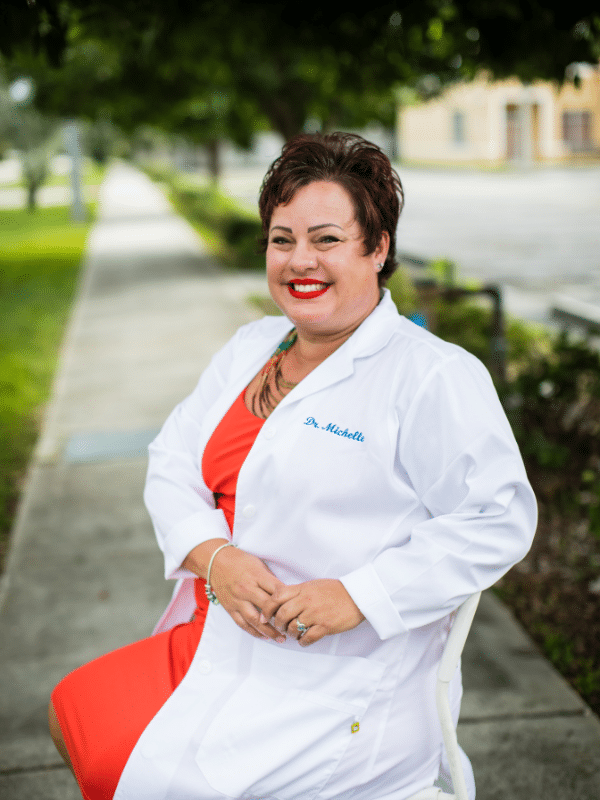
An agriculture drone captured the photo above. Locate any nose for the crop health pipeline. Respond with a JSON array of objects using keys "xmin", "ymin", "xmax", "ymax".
[{"xmin": 289, "ymin": 239, "xmax": 317, "ymax": 272}]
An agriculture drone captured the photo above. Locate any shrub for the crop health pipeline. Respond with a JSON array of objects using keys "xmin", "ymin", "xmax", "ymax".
[{"xmin": 140, "ymin": 165, "xmax": 264, "ymax": 272}]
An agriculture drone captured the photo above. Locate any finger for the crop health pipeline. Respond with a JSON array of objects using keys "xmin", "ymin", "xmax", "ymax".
[
  {"xmin": 297, "ymin": 623, "xmax": 326, "ymax": 647},
  {"xmin": 273, "ymin": 600, "xmax": 305, "ymax": 633},
  {"xmin": 212, "ymin": 550, "xmax": 284, "ymax": 602},
  {"xmin": 292, "ymin": 617, "xmax": 311, "ymax": 641},
  {"xmin": 260, "ymin": 585, "xmax": 300, "ymax": 622},
  {"xmin": 242, "ymin": 604, "xmax": 286, "ymax": 642},
  {"xmin": 219, "ymin": 569, "xmax": 284, "ymax": 610},
  {"xmin": 257, "ymin": 571, "xmax": 286, "ymax": 594},
  {"xmin": 231, "ymin": 608, "xmax": 284, "ymax": 642},
  {"xmin": 231, "ymin": 611, "xmax": 268, "ymax": 640},
  {"xmin": 241, "ymin": 585, "xmax": 284, "ymax": 616}
]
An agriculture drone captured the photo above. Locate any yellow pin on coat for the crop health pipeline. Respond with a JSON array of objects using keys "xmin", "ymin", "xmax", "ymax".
[{"xmin": 351, "ymin": 722, "xmax": 360, "ymax": 733}]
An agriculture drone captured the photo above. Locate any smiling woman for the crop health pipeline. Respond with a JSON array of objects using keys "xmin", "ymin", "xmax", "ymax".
[
  {"xmin": 259, "ymin": 133, "xmax": 402, "ymax": 287},
  {"xmin": 265, "ymin": 181, "xmax": 388, "ymax": 337},
  {"xmin": 49, "ymin": 133, "xmax": 536, "ymax": 800}
]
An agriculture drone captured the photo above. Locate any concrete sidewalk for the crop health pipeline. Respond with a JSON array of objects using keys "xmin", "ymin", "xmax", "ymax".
[{"xmin": 1, "ymin": 163, "xmax": 599, "ymax": 799}]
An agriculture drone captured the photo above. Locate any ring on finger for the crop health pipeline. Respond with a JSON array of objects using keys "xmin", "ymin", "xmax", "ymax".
[{"xmin": 296, "ymin": 620, "xmax": 308, "ymax": 637}]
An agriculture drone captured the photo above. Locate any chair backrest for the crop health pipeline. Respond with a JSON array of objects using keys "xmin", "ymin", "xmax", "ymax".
[{"xmin": 405, "ymin": 592, "xmax": 481, "ymax": 800}]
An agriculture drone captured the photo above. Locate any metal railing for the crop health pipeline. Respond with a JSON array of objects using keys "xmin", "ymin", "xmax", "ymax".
[{"xmin": 399, "ymin": 253, "xmax": 507, "ymax": 385}]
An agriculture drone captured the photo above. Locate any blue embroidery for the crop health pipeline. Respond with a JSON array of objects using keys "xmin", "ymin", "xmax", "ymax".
[{"xmin": 303, "ymin": 417, "xmax": 364, "ymax": 442}]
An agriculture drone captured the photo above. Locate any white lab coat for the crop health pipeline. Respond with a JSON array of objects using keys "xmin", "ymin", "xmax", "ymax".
[{"xmin": 115, "ymin": 290, "xmax": 536, "ymax": 800}]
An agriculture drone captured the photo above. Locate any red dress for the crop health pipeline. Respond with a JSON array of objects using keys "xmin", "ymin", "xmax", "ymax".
[{"xmin": 51, "ymin": 390, "xmax": 265, "ymax": 800}]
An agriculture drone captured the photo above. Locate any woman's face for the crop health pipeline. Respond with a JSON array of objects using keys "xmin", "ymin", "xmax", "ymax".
[{"xmin": 266, "ymin": 181, "xmax": 389, "ymax": 340}]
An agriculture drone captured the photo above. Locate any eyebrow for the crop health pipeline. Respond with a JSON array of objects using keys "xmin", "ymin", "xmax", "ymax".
[{"xmin": 270, "ymin": 223, "xmax": 343, "ymax": 234}]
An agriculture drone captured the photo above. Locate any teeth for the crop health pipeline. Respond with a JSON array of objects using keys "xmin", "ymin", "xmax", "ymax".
[{"xmin": 291, "ymin": 283, "xmax": 327, "ymax": 292}]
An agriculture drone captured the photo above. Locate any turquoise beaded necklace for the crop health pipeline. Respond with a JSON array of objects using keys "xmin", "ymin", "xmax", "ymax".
[{"xmin": 251, "ymin": 328, "xmax": 298, "ymax": 418}]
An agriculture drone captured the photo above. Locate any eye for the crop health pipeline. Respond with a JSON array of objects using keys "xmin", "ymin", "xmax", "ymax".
[
  {"xmin": 317, "ymin": 235, "xmax": 340, "ymax": 244},
  {"xmin": 270, "ymin": 236, "xmax": 292, "ymax": 245}
]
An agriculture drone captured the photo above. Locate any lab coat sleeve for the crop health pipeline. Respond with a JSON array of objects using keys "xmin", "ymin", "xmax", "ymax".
[
  {"xmin": 144, "ymin": 326, "xmax": 248, "ymax": 581},
  {"xmin": 340, "ymin": 351, "xmax": 537, "ymax": 640}
]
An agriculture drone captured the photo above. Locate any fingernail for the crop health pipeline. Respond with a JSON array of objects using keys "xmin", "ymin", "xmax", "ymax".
[{"xmin": 259, "ymin": 613, "xmax": 267, "ymax": 624}]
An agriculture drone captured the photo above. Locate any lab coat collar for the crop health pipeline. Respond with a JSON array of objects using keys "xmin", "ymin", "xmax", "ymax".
[
  {"xmin": 346, "ymin": 288, "xmax": 401, "ymax": 357},
  {"xmin": 261, "ymin": 288, "xmax": 402, "ymax": 410}
]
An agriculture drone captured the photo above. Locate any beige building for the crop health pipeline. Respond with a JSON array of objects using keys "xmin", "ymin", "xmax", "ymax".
[{"xmin": 398, "ymin": 64, "xmax": 600, "ymax": 165}]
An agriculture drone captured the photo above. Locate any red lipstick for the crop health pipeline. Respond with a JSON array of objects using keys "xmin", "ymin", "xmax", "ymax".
[{"xmin": 287, "ymin": 278, "xmax": 331, "ymax": 300}]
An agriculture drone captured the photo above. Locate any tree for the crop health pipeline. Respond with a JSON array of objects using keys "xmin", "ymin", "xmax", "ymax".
[
  {"xmin": 4, "ymin": 2, "xmax": 598, "ymax": 81},
  {"xmin": 1, "ymin": 7, "xmax": 271, "ymax": 180},
  {"xmin": 0, "ymin": 79, "xmax": 57, "ymax": 210},
  {"xmin": 1, "ymin": 1, "xmax": 599, "ymax": 154}
]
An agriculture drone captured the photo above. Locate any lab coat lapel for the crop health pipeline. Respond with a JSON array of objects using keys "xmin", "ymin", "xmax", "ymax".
[
  {"xmin": 199, "ymin": 290, "xmax": 400, "ymax": 426},
  {"xmin": 197, "ymin": 319, "xmax": 294, "ymax": 441},
  {"xmin": 277, "ymin": 345, "xmax": 356, "ymax": 407},
  {"xmin": 272, "ymin": 290, "xmax": 400, "ymax": 410}
]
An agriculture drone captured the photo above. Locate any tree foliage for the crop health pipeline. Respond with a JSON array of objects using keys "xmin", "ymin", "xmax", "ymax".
[
  {"xmin": 0, "ymin": 81, "xmax": 58, "ymax": 209},
  {"xmin": 1, "ymin": 1, "xmax": 599, "ymax": 144}
]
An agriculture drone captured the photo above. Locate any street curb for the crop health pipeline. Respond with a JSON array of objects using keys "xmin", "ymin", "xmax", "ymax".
[{"xmin": 551, "ymin": 293, "xmax": 600, "ymax": 333}]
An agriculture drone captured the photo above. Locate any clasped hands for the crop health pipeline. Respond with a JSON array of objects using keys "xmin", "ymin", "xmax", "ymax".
[{"xmin": 183, "ymin": 540, "xmax": 365, "ymax": 647}]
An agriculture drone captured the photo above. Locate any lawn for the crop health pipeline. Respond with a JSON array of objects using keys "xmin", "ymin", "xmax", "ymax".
[
  {"xmin": 0, "ymin": 204, "xmax": 94, "ymax": 569},
  {"xmin": 2, "ymin": 158, "xmax": 106, "ymax": 190}
]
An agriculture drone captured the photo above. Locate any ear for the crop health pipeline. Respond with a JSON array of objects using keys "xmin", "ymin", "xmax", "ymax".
[{"xmin": 374, "ymin": 231, "xmax": 390, "ymax": 266}]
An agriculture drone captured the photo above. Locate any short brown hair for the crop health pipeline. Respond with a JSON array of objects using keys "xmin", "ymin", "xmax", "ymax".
[{"xmin": 258, "ymin": 132, "xmax": 404, "ymax": 285}]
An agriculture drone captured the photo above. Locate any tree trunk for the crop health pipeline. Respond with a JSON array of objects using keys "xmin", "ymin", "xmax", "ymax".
[
  {"xmin": 206, "ymin": 139, "xmax": 221, "ymax": 185},
  {"xmin": 255, "ymin": 90, "xmax": 307, "ymax": 141},
  {"xmin": 26, "ymin": 181, "xmax": 38, "ymax": 212}
]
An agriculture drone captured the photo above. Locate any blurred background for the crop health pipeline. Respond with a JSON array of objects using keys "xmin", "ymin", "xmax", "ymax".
[{"xmin": 1, "ymin": 0, "xmax": 600, "ymax": 722}]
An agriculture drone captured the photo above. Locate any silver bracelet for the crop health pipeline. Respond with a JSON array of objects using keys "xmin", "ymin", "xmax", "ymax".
[{"xmin": 204, "ymin": 542, "xmax": 236, "ymax": 605}]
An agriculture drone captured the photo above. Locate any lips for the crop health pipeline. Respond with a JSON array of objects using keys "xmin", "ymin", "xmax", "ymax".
[{"xmin": 287, "ymin": 279, "xmax": 331, "ymax": 300}]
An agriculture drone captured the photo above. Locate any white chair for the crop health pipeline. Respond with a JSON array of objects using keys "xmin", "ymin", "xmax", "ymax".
[{"xmin": 406, "ymin": 592, "xmax": 482, "ymax": 800}]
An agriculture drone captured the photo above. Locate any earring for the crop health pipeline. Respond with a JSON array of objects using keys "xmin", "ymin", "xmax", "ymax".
[{"xmin": 376, "ymin": 263, "xmax": 384, "ymax": 272}]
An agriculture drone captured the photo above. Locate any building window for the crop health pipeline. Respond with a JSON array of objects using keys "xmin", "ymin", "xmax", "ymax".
[
  {"xmin": 562, "ymin": 111, "xmax": 592, "ymax": 151},
  {"xmin": 452, "ymin": 110, "xmax": 466, "ymax": 145}
]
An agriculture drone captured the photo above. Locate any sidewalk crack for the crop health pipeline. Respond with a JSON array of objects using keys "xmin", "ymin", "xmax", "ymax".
[{"xmin": 459, "ymin": 708, "xmax": 587, "ymax": 724}]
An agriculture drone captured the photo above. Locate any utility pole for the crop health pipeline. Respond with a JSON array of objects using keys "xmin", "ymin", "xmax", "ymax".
[{"xmin": 64, "ymin": 121, "xmax": 85, "ymax": 222}]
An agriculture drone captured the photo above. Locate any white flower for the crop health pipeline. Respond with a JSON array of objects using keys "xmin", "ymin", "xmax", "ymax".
[{"xmin": 539, "ymin": 380, "xmax": 555, "ymax": 398}]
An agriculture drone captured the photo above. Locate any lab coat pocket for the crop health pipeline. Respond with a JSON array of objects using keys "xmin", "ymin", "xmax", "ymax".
[{"xmin": 195, "ymin": 643, "xmax": 384, "ymax": 800}]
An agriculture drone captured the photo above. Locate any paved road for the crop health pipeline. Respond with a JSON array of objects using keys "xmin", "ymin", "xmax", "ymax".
[
  {"xmin": 398, "ymin": 167, "xmax": 600, "ymax": 286},
  {"xmin": 221, "ymin": 163, "xmax": 600, "ymax": 328}
]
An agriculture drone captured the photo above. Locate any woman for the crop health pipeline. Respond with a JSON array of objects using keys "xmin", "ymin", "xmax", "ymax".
[{"xmin": 50, "ymin": 132, "xmax": 537, "ymax": 800}]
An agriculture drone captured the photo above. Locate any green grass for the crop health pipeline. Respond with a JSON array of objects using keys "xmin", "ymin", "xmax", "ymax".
[
  {"xmin": 0, "ymin": 204, "xmax": 94, "ymax": 568},
  {"xmin": 1, "ymin": 158, "xmax": 106, "ymax": 190}
]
